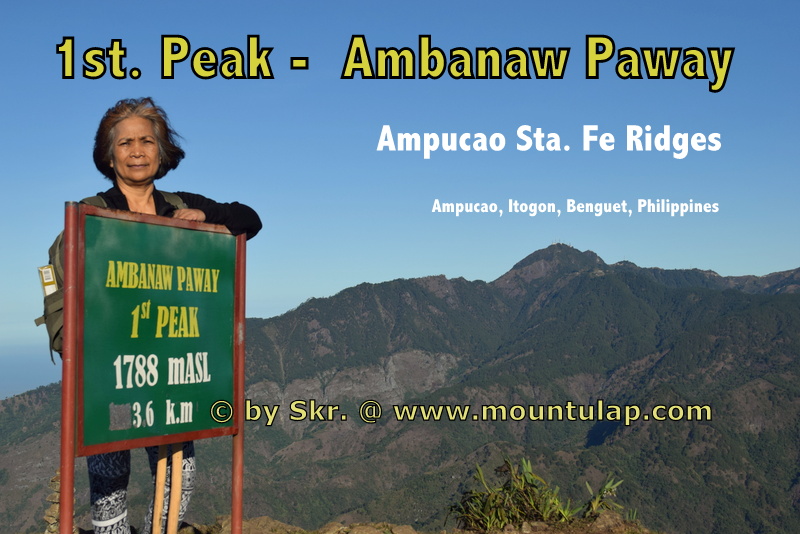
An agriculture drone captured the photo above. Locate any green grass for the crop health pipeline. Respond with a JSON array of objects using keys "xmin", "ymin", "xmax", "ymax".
[{"xmin": 449, "ymin": 457, "xmax": 626, "ymax": 531}]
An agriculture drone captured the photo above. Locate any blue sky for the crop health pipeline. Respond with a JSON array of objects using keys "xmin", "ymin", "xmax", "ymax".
[{"xmin": 2, "ymin": 1, "xmax": 798, "ymax": 397}]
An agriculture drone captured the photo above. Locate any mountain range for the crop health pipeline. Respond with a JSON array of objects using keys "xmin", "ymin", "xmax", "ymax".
[{"xmin": 2, "ymin": 244, "xmax": 798, "ymax": 533}]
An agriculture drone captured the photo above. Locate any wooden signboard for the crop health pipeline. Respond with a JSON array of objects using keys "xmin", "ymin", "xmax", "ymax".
[{"xmin": 60, "ymin": 201, "xmax": 245, "ymax": 533}]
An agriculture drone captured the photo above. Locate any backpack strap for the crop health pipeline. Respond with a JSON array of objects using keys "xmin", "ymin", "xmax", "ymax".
[
  {"xmin": 80, "ymin": 195, "xmax": 108, "ymax": 208},
  {"xmin": 160, "ymin": 191, "xmax": 188, "ymax": 210}
]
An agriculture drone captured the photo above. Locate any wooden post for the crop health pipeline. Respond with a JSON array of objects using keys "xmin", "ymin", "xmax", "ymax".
[
  {"xmin": 167, "ymin": 445, "xmax": 184, "ymax": 534},
  {"xmin": 232, "ymin": 233, "xmax": 247, "ymax": 534},
  {"xmin": 152, "ymin": 444, "xmax": 168, "ymax": 534},
  {"xmin": 59, "ymin": 202, "xmax": 78, "ymax": 534}
]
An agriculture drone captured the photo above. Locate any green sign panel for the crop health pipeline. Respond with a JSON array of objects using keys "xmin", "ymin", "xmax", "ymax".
[{"xmin": 79, "ymin": 214, "xmax": 237, "ymax": 453}]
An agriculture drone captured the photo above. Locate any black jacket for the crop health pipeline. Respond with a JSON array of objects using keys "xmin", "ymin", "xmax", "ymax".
[{"xmin": 96, "ymin": 185, "xmax": 262, "ymax": 240}]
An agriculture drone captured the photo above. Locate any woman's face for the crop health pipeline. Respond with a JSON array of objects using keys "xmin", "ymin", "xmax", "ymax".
[{"xmin": 110, "ymin": 116, "xmax": 160, "ymax": 187}]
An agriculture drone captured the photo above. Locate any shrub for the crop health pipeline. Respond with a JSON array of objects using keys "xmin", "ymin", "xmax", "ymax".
[{"xmin": 449, "ymin": 457, "xmax": 625, "ymax": 532}]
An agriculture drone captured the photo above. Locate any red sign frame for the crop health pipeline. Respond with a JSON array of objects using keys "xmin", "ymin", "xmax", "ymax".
[{"xmin": 59, "ymin": 202, "xmax": 245, "ymax": 534}]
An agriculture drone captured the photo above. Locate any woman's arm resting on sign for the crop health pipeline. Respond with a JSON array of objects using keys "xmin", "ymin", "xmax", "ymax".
[{"xmin": 172, "ymin": 208, "xmax": 206, "ymax": 222}]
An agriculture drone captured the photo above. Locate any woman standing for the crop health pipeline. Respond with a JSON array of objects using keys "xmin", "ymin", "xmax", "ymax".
[{"xmin": 86, "ymin": 97, "xmax": 261, "ymax": 534}]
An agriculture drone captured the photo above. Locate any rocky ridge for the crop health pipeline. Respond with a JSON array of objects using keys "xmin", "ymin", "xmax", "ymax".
[
  {"xmin": 84, "ymin": 512, "xmax": 656, "ymax": 534},
  {"xmin": 5, "ymin": 244, "xmax": 798, "ymax": 533}
]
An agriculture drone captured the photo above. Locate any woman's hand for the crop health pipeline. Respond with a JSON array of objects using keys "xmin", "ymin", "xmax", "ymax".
[{"xmin": 172, "ymin": 208, "xmax": 206, "ymax": 222}]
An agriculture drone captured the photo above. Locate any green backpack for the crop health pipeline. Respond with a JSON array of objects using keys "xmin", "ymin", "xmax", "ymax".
[{"xmin": 35, "ymin": 192, "xmax": 187, "ymax": 361}]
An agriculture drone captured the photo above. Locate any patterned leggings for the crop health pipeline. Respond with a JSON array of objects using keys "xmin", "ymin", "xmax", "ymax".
[{"xmin": 87, "ymin": 441, "xmax": 196, "ymax": 534}]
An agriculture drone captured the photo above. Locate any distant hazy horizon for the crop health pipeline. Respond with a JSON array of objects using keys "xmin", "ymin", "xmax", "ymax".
[{"xmin": 1, "ymin": 351, "xmax": 62, "ymax": 399}]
